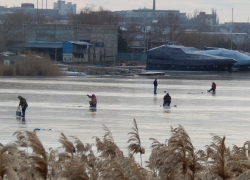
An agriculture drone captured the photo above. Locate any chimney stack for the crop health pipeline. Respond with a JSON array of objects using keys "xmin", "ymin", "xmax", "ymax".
[{"xmin": 153, "ymin": 0, "xmax": 155, "ymax": 19}]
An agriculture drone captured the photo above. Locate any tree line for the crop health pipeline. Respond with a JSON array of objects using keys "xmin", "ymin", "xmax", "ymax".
[{"xmin": 0, "ymin": 7, "xmax": 241, "ymax": 54}]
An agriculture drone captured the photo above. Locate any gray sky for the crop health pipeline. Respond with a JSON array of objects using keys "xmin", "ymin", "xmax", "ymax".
[{"xmin": 1, "ymin": 0, "xmax": 250, "ymax": 24}]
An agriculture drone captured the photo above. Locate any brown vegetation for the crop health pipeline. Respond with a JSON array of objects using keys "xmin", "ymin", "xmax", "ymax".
[
  {"xmin": 70, "ymin": 7, "xmax": 120, "ymax": 25},
  {"xmin": 0, "ymin": 121, "xmax": 250, "ymax": 179},
  {"xmin": 0, "ymin": 51, "xmax": 64, "ymax": 76},
  {"xmin": 179, "ymin": 33, "xmax": 238, "ymax": 50}
]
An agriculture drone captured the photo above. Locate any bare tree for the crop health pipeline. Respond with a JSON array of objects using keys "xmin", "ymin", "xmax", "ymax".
[
  {"xmin": 166, "ymin": 12, "xmax": 186, "ymax": 43},
  {"xmin": 122, "ymin": 19, "xmax": 141, "ymax": 46},
  {"xmin": 192, "ymin": 9, "xmax": 210, "ymax": 49},
  {"xmin": 151, "ymin": 12, "xmax": 185, "ymax": 44},
  {"xmin": 211, "ymin": 8, "xmax": 219, "ymax": 25},
  {"xmin": 0, "ymin": 11, "xmax": 33, "ymax": 51},
  {"xmin": 70, "ymin": 6, "xmax": 120, "ymax": 25}
]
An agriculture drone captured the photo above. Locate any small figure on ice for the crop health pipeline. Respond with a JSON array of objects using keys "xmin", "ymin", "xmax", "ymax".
[
  {"xmin": 207, "ymin": 82, "xmax": 216, "ymax": 93},
  {"xmin": 87, "ymin": 94, "xmax": 97, "ymax": 107},
  {"xmin": 153, "ymin": 79, "xmax": 158, "ymax": 94},
  {"xmin": 17, "ymin": 96, "xmax": 28, "ymax": 117},
  {"xmin": 163, "ymin": 93, "xmax": 171, "ymax": 107}
]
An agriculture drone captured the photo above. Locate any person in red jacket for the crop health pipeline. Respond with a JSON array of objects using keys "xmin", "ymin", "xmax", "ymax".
[{"xmin": 207, "ymin": 82, "xmax": 216, "ymax": 93}]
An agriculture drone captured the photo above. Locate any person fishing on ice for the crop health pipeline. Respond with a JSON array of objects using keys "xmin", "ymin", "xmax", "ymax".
[
  {"xmin": 207, "ymin": 82, "xmax": 216, "ymax": 93},
  {"xmin": 87, "ymin": 94, "xmax": 97, "ymax": 107},
  {"xmin": 17, "ymin": 96, "xmax": 28, "ymax": 117},
  {"xmin": 163, "ymin": 93, "xmax": 171, "ymax": 106}
]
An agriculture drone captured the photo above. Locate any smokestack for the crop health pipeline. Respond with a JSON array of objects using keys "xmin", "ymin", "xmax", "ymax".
[{"xmin": 153, "ymin": 0, "xmax": 155, "ymax": 19}]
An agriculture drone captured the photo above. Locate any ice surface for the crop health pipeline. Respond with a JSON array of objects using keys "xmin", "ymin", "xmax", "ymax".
[{"xmin": 1, "ymin": 71, "xmax": 250, "ymax": 164}]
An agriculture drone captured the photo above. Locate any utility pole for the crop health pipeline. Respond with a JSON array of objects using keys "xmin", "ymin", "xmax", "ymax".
[
  {"xmin": 153, "ymin": 0, "xmax": 155, "ymax": 20},
  {"xmin": 113, "ymin": 37, "xmax": 116, "ymax": 66},
  {"xmin": 231, "ymin": 8, "xmax": 233, "ymax": 50},
  {"xmin": 144, "ymin": 27, "xmax": 146, "ymax": 53},
  {"xmin": 37, "ymin": 0, "xmax": 38, "ymax": 18},
  {"xmin": 55, "ymin": 25, "xmax": 57, "ymax": 62},
  {"xmin": 248, "ymin": 17, "xmax": 249, "ymax": 52}
]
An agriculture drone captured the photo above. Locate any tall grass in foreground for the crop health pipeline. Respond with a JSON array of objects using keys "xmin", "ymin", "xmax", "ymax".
[
  {"xmin": 0, "ymin": 51, "xmax": 64, "ymax": 76},
  {"xmin": 127, "ymin": 118, "xmax": 145, "ymax": 166},
  {"xmin": 0, "ymin": 120, "xmax": 250, "ymax": 179}
]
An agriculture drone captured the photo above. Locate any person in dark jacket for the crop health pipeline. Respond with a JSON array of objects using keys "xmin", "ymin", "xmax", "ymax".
[
  {"xmin": 153, "ymin": 79, "xmax": 158, "ymax": 94},
  {"xmin": 87, "ymin": 94, "xmax": 97, "ymax": 107},
  {"xmin": 18, "ymin": 96, "xmax": 28, "ymax": 117},
  {"xmin": 163, "ymin": 93, "xmax": 171, "ymax": 106},
  {"xmin": 207, "ymin": 82, "xmax": 216, "ymax": 93}
]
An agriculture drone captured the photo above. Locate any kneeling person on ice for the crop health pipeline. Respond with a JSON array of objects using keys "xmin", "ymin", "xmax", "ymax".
[
  {"xmin": 163, "ymin": 93, "xmax": 171, "ymax": 106},
  {"xmin": 87, "ymin": 94, "xmax": 97, "ymax": 107}
]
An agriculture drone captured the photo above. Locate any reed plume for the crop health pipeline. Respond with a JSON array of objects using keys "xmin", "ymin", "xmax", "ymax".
[
  {"xmin": 97, "ymin": 158, "xmax": 125, "ymax": 180},
  {"xmin": 94, "ymin": 124, "xmax": 120, "ymax": 159},
  {"xmin": 188, "ymin": 149, "xmax": 206, "ymax": 180},
  {"xmin": 59, "ymin": 133, "xmax": 76, "ymax": 156},
  {"xmin": 168, "ymin": 125, "xmax": 195, "ymax": 175},
  {"xmin": 147, "ymin": 137, "xmax": 183, "ymax": 179},
  {"xmin": 117, "ymin": 154, "xmax": 150, "ymax": 180},
  {"xmin": 127, "ymin": 118, "xmax": 145, "ymax": 166},
  {"xmin": 147, "ymin": 138, "xmax": 169, "ymax": 177},
  {"xmin": 228, "ymin": 143, "xmax": 250, "ymax": 177},
  {"xmin": 206, "ymin": 134, "xmax": 234, "ymax": 180},
  {"xmin": 0, "ymin": 143, "xmax": 19, "ymax": 180},
  {"xmin": 147, "ymin": 125, "xmax": 204, "ymax": 179},
  {"xmin": 25, "ymin": 130, "xmax": 48, "ymax": 180},
  {"xmin": 58, "ymin": 156, "xmax": 89, "ymax": 180},
  {"xmin": 13, "ymin": 131, "xmax": 28, "ymax": 149},
  {"xmin": 70, "ymin": 136, "xmax": 92, "ymax": 156},
  {"xmin": 87, "ymin": 150, "xmax": 99, "ymax": 180},
  {"xmin": 47, "ymin": 148, "xmax": 63, "ymax": 179}
]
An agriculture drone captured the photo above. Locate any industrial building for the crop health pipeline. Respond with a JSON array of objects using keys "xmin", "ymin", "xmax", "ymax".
[
  {"xmin": 8, "ymin": 24, "xmax": 118, "ymax": 63},
  {"xmin": 54, "ymin": 0, "xmax": 76, "ymax": 15}
]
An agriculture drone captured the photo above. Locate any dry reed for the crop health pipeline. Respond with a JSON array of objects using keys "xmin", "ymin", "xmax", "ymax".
[
  {"xmin": 0, "ymin": 120, "xmax": 249, "ymax": 179},
  {"xmin": 0, "ymin": 51, "xmax": 64, "ymax": 76},
  {"xmin": 127, "ymin": 118, "xmax": 145, "ymax": 167}
]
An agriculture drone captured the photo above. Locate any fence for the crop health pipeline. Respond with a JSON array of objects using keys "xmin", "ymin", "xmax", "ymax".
[{"xmin": 117, "ymin": 53, "xmax": 147, "ymax": 64}]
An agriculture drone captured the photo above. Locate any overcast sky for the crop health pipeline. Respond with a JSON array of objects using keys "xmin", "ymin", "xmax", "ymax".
[{"xmin": 1, "ymin": 0, "xmax": 250, "ymax": 24}]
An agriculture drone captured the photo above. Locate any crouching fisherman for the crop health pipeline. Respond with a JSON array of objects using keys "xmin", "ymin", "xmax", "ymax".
[
  {"xmin": 87, "ymin": 94, "xmax": 97, "ymax": 107},
  {"xmin": 18, "ymin": 96, "xmax": 28, "ymax": 117},
  {"xmin": 163, "ymin": 93, "xmax": 171, "ymax": 107}
]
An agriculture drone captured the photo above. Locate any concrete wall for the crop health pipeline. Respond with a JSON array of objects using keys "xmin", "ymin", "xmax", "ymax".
[{"xmin": 12, "ymin": 24, "xmax": 118, "ymax": 62}]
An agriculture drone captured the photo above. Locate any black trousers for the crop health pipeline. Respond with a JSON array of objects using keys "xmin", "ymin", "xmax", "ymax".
[
  {"xmin": 22, "ymin": 107, "xmax": 27, "ymax": 117},
  {"xmin": 208, "ymin": 87, "xmax": 215, "ymax": 93},
  {"xmin": 90, "ymin": 102, "xmax": 96, "ymax": 107}
]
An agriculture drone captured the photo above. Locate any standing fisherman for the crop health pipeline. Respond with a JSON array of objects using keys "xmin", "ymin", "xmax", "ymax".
[
  {"xmin": 153, "ymin": 79, "xmax": 158, "ymax": 94},
  {"xmin": 18, "ymin": 96, "xmax": 28, "ymax": 117}
]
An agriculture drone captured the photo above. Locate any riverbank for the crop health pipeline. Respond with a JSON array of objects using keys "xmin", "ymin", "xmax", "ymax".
[
  {"xmin": 61, "ymin": 63, "xmax": 145, "ymax": 76},
  {"xmin": 0, "ymin": 52, "xmax": 64, "ymax": 76}
]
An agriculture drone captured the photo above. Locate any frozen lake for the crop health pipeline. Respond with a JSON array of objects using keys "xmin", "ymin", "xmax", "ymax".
[{"xmin": 1, "ymin": 71, "xmax": 250, "ymax": 163}]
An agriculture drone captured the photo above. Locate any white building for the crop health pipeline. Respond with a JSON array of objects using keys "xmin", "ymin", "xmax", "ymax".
[{"xmin": 54, "ymin": 0, "xmax": 76, "ymax": 15}]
